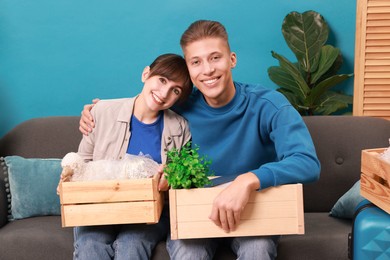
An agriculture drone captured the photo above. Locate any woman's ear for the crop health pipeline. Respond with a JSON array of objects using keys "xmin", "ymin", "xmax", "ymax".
[{"xmin": 141, "ymin": 66, "xmax": 151, "ymax": 82}]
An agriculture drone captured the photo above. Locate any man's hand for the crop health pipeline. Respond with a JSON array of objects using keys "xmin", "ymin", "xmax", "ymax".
[
  {"xmin": 79, "ymin": 98, "xmax": 100, "ymax": 136},
  {"xmin": 157, "ymin": 164, "xmax": 169, "ymax": 191},
  {"xmin": 209, "ymin": 172, "xmax": 260, "ymax": 232}
]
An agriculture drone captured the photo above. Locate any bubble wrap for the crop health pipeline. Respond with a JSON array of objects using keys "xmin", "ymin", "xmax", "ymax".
[
  {"xmin": 61, "ymin": 152, "xmax": 159, "ymax": 182},
  {"xmin": 380, "ymin": 138, "xmax": 390, "ymax": 162}
]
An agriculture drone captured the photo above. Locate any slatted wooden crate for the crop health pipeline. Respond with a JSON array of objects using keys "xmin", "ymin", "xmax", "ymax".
[
  {"xmin": 361, "ymin": 148, "xmax": 390, "ymax": 214},
  {"xmin": 59, "ymin": 173, "xmax": 163, "ymax": 227},
  {"xmin": 169, "ymin": 183, "xmax": 304, "ymax": 240}
]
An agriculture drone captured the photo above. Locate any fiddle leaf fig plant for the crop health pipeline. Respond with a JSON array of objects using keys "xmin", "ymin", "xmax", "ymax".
[
  {"xmin": 268, "ymin": 10, "xmax": 353, "ymax": 115},
  {"xmin": 164, "ymin": 142, "xmax": 213, "ymax": 189}
]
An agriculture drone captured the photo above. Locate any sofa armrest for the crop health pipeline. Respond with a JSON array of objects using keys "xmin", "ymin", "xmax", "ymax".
[{"xmin": 0, "ymin": 169, "xmax": 8, "ymax": 228}]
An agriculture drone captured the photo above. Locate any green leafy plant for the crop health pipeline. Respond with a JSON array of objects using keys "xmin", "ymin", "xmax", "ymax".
[
  {"xmin": 164, "ymin": 142, "xmax": 212, "ymax": 189},
  {"xmin": 268, "ymin": 10, "xmax": 353, "ymax": 116}
]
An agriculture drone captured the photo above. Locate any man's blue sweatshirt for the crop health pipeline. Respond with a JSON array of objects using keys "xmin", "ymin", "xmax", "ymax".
[{"xmin": 174, "ymin": 81, "xmax": 320, "ymax": 190}]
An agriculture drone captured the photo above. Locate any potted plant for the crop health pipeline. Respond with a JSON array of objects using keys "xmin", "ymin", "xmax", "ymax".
[
  {"xmin": 164, "ymin": 142, "xmax": 212, "ymax": 189},
  {"xmin": 268, "ymin": 10, "xmax": 353, "ymax": 116}
]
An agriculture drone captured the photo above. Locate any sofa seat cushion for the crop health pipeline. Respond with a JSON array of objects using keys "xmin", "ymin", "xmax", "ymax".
[
  {"xmin": 277, "ymin": 212, "xmax": 351, "ymax": 260},
  {"xmin": 0, "ymin": 216, "xmax": 73, "ymax": 260}
]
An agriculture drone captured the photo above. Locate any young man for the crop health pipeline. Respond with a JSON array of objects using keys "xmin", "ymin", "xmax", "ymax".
[{"xmin": 80, "ymin": 20, "xmax": 320, "ymax": 259}]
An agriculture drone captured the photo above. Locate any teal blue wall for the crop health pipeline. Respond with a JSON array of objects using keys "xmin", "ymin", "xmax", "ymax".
[{"xmin": 0, "ymin": 0, "xmax": 356, "ymax": 137}]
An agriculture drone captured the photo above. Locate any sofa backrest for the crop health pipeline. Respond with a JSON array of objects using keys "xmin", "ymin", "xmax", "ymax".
[
  {"xmin": 0, "ymin": 116, "xmax": 81, "ymax": 158},
  {"xmin": 0, "ymin": 116, "xmax": 81, "ymax": 227},
  {"xmin": 303, "ymin": 116, "xmax": 390, "ymax": 212},
  {"xmin": 1, "ymin": 115, "xmax": 390, "ymax": 226}
]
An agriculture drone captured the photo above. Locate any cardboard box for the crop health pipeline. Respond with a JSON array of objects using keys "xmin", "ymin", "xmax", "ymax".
[
  {"xmin": 169, "ymin": 183, "xmax": 304, "ymax": 240},
  {"xmin": 361, "ymin": 148, "xmax": 390, "ymax": 214},
  {"xmin": 59, "ymin": 173, "xmax": 163, "ymax": 227}
]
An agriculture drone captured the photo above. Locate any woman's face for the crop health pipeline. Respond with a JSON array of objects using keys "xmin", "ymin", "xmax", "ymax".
[{"xmin": 141, "ymin": 68, "xmax": 184, "ymax": 112}]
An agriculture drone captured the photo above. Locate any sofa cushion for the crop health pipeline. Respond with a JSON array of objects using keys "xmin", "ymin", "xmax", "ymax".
[
  {"xmin": 329, "ymin": 180, "xmax": 365, "ymax": 219},
  {"xmin": 0, "ymin": 216, "xmax": 73, "ymax": 260},
  {"xmin": 2, "ymin": 156, "xmax": 62, "ymax": 220},
  {"xmin": 277, "ymin": 213, "xmax": 351, "ymax": 260}
]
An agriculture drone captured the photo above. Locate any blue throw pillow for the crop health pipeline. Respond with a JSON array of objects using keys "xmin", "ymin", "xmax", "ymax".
[
  {"xmin": 330, "ymin": 180, "xmax": 365, "ymax": 219},
  {"xmin": 1, "ymin": 156, "xmax": 62, "ymax": 220}
]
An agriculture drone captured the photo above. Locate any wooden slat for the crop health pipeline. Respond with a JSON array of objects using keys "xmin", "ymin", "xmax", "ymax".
[
  {"xmin": 176, "ymin": 218, "xmax": 302, "ymax": 239},
  {"xmin": 363, "ymin": 110, "xmax": 390, "ymax": 116},
  {"xmin": 364, "ymin": 91, "xmax": 390, "ymax": 97},
  {"xmin": 61, "ymin": 201, "xmax": 160, "ymax": 227},
  {"xmin": 366, "ymin": 46, "xmax": 390, "ymax": 52},
  {"xmin": 368, "ymin": 13, "xmax": 390, "ymax": 20},
  {"xmin": 367, "ymin": 20, "xmax": 390, "ymax": 27},
  {"xmin": 365, "ymin": 78, "xmax": 390, "ymax": 84},
  {"xmin": 366, "ymin": 33, "xmax": 390, "ymax": 39},
  {"xmin": 368, "ymin": 0, "xmax": 390, "ymax": 7},
  {"xmin": 364, "ymin": 85, "xmax": 390, "ymax": 90},
  {"xmin": 366, "ymin": 53, "xmax": 390, "ymax": 59},
  {"xmin": 365, "ymin": 65, "xmax": 390, "ymax": 71},
  {"xmin": 364, "ymin": 97, "xmax": 390, "ymax": 103},
  {"xmin": 368, "ymin": 7, "xmax": 390, "ymax": 13},
  {"xmin": 367, "ymin": 39, "xmax": 390, "ymax": 46},
  {"xmin": 366, "ymin": 59, "xmax": 390, "ymax": 65},
  {"xmin": 365, "ymin": 72, "xmax": 390, "ymax": 78},
  {"xmin": 59, "ymin": 173, "xmax": 159, "ymax": 204}
]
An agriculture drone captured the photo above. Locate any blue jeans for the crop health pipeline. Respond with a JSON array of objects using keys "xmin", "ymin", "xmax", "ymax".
[
  {"xmin": 73, "ymin": 206, "xmax": 169, "ymax": 260},
  {"xmin": 166, "ymin": 234, "xmax": 280, "ymax": 260}
]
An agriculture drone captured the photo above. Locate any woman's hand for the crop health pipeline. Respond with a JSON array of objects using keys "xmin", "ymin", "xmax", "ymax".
[
  {"xmin": 56, "ymin": 166, "xmax": 74, "ymax": 195},
  {"xmin": 79, "ymin": 98, "xmax": 100, "ymax": 136},
  {"xmin": 157, "ymin": 164, "xmax": 169, "ymax": 191}
]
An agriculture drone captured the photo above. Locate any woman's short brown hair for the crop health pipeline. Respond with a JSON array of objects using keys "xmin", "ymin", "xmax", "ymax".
[
  {"xmin": 148, "ymin": 53, "xmax": 192, "ymax": 104},
  {"xmin": 180, "ymin": 20, "xmax": 230, "ymax": 50}
]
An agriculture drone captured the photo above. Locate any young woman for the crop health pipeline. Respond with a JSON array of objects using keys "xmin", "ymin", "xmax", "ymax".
[{"xmin": 60, "ymin": 53, "xmax": 192, "ymax": 260}]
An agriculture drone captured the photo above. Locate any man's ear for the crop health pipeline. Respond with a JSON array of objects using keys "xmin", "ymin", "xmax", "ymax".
[
  {"xmin": 141, "ymin": 66, "xmax": 151, "ymax": 82},
  {"xmin": 230, "ymin": 52, "xmax": 237, "ymax": 69}
]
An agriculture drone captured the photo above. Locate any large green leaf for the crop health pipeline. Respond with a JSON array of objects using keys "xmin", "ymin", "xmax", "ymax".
[
  {"xmin": 310, "ymin": 45, "xmax": 340, "ymax": 84},
  {"xmin": 268, "ymin": 66, "xmax": 305, "ymax": 104},
  {"xmin": 308, "ymin": 73, "xmax": 353, "ymax": 104},
  {"xmin": 282, "ymin": 11, "xmax": 329, "ymax": 73},
  {"xmin": 268, "ymin": 66, "xmax": 298, "ymax": 91},
  {"xmin": 320, "ymin": 53, "xmax": 343, "ymax": 80},
  {"xmin": 314, "ymin": 91, "xmax": 353, "ymax": 115},
  {"xmin": 277, "ymin": 89, "xmax": 306, "ymax": 112},
  {"xmin": 271, "ymin": 51, "xmax": 310, "ymax": 97}
]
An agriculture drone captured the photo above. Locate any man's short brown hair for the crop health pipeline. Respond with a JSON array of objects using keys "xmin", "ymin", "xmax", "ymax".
[{"xmin": 180, "ymin": 20, "xmax": 230, "ymax": 50}]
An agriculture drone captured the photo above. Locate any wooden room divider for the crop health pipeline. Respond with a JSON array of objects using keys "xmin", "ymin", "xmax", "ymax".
[{"xmin": 354, "ymin": 0, "xmax": 390, "ymax": 119}]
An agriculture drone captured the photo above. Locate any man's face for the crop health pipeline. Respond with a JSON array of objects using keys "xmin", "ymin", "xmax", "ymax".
[{"xmin": 183, "ymin": 37, "xmax": 237, "ymax": 107}]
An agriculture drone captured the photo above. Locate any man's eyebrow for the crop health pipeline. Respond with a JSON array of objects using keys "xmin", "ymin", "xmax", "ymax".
[
  {"xmin": 209, "ymin": 51, "xmax": 221, "ymax": 56},
  {"xmin": 188, "ymin": 52, "xmax": 222, "ymax": 60}
]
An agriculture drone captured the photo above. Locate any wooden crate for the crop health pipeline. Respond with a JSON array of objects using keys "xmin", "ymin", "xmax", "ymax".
[
  {"xmin": 361, "ymin": 148, "xmax": 390, "ymax": 214},
  {"xmin": 169, "ymin": 183, "xmax": 304, "ymax": 240},
  {"xmin": 59, "ymin": 173, "xmax": 163, "ymax": 227}
]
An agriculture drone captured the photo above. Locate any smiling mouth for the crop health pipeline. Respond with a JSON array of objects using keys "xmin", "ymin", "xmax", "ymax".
[
  {"xmin": 202, "ymin": 77, "xmax": 220, "ymax": 86},
  {"xmin": 152, "ymin": 93, "xmax": 164, "ymax": 104}
]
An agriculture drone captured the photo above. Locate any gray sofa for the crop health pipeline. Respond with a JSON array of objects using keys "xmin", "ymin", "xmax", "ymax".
[{"xmin": 1, "ymin": 115, "xmax": 390, "ymax": 260}]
